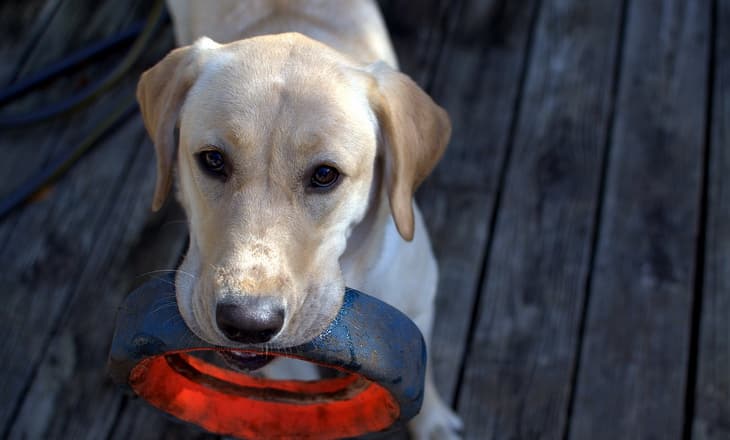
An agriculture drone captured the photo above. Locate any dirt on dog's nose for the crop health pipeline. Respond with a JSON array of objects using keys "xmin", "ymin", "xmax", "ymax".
[{"xmin": 215, "ymin": 297, "xmax": 285, "ymax": 344}]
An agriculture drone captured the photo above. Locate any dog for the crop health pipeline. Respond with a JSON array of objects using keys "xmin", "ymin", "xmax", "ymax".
[{"xmin": 137, "ymin": 1, "xmax": 461, "ymax": 438}]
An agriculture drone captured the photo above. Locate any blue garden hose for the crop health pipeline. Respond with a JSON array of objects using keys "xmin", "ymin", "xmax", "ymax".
[
  {"xmin": 0, "ymin": 0, "xmax": 165, "ymax": 127},
  {"xmin": 0, "ymin": 97, "xmax": 139, "ymax": 220},
  {"xmin": 0, "ymin": 0, "xmax": 166, "ymax": 221},
  {"xmin": 0, "ymin": 20, "xmax": 146, "ymax": 106}
]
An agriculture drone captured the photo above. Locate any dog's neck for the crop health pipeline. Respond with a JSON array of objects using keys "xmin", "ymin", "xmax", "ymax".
[
  {"xmin": 169, "ymin": 0, "xmax": 398, "ymax": 68},
  {"xmin": 339, "ymin": 157, "xmax": 391, "ymax": 290},
  {"xmin": 338, "ymin": 165, "xmax": 436, "ymax": 317}
]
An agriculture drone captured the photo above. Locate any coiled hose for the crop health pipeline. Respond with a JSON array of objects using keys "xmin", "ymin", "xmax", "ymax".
[{"xmin": 0, "ymin": 0, "xmax": 166, "ymax": 220}]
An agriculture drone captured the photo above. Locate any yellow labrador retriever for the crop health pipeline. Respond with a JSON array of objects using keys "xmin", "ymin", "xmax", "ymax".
[{"xmin": 137, "ymin": 0, "xmax": 461, "ymax": 438}]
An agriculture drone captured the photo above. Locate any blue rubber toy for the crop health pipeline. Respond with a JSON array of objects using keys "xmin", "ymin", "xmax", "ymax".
[{"xmin": 108, "ymin": 274, "xmax": 426, "ymax": 439}]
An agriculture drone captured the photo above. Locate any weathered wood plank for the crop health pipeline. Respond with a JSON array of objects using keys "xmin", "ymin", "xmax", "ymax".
[
  {"xmin": 416, "ymin": 0, "xmax": 539, "ymax": 404},
  {"xmin": 39, "ymin": 155, "xmax": 188, "ymax": 439},
  {"xmin": 12, "ymin": 0, "xmax": 143, "ymax": 78},
  {"xmin": 0, "ymin": 107, "xmax": 147, "ymax": 437},
  {"xmin": 0, "ymin": 0, "xmax": 169, "ymax": 435},
  {"xmin": 110, "ymin": 398, "xmax": 219, "ymax": 440},
  {"xmin": 0, "ymin": 0, "xmax": 146, "ymax": 117},
  {"xmin": 1, "ymin": 0, "xmax": 718, "ymax": 438},
  {"xmin": 568, "ymin": 1, "xmax": 711, "ymax": 438},
  {"xmin": 0, "ymin": 0, "xmax": 62, "ymax": 85},
  {"xmin": 378, "ymin": 0, "xmax": 451, "ymax": 87},
  {"xmin": 6, "ymin": 120, "xmax": 153, "ymax": 439},
  {"xmin": 0, "ymin": 0, "xmax": 146, "ymax": 204},
  {"xmin": 693, "ymin": 1, "xmax": 730, "ymax": 438},
  {"xmin": 455, "ymin": 0, "xmax": 624, "ymax": 438}
]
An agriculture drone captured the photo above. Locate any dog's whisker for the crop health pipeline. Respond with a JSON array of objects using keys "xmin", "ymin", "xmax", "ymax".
[
  {"xmin": 173, "ymin": 268, "xmax": 197, "ymax": 279},
  {"xmin": 151, "ymin": 269, "xmax": 197, "ymax": 280},
  {"xmin": 138, "ymin": 269, "xmax": 197, "ymax": 282},
  {"xmin": 162, "ymin": 314, "xmax": 186, "ymax": 328},
  {"xmin": 150, "ymin": 300, "xmax": 177, "ymax": 309},
  {"xmin": 137, "ymin": 269, "xmax": 178, "ymax": 279},
  {"xmin": 150, "ymin": 303, "xmax": 180, "ymax": 315},
  {"xmin": 146, "ymin": 275, "xmax": 175, "ymax": 287}
]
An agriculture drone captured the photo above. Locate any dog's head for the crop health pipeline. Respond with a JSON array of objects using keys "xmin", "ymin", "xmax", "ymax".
[{"xmin": 137, "ymin": 33, "xmax": 449, "ymax": 349}]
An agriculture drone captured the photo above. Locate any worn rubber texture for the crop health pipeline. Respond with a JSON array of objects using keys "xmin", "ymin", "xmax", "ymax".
[{"xmin": 108, "ymin": 274, "xmax": 426, "ymax": 439}]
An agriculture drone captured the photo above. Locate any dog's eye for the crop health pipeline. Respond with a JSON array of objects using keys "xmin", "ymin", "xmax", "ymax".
[
  {"xmin": 310, "ymin": 165, "xmax": 339, "ymax": 188},
  {"xmin": 197, "ymin": 150, "xmax": 227, "ymax": 177}
]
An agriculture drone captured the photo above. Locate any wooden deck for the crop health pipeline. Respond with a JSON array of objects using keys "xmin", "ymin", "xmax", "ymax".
[{"xmin": 0, "ymin": 0, "xmax": 727, "ymax": 438}]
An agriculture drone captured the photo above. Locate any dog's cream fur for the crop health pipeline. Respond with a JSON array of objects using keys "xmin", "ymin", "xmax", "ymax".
[{"xmin": 137, "ymin": 1, "xmax": 461, "ymax": 438}]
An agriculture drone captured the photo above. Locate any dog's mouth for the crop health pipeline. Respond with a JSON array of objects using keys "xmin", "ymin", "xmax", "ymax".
[{"xmin": 218, "ymin": 350, "xmax": 275, "ymax": 371}]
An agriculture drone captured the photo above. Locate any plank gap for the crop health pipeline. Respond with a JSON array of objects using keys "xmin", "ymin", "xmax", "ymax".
[
  {"xmin": 451, "ymin": 0, "xmax": 542, "ymax": 411},
  {"xmin": 681, "ymin": 0, "xmax": 717, "ymax": 438},
  {"xmin": 567, "ymin": 0, "xmax": 712, "ymax": 436},
  {"xmin": 105, "ymin": 395, "xmax": 129, "ymax": 440},
  {"xmin": 1, "ymin": 117, "xmax": 144, "ymax": 436},
  {"xmin": 560, "ymin": 0, "xmax": 631, "ymax": 438},
  {"xmin": 3, "ymin": 0, "xmax": 64, "ymax": 86},
  {"xmin": 421, "ymin": 0, "xmax": 463, "ymax": 95}
]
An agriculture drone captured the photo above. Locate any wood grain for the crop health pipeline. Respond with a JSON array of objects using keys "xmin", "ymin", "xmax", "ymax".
[
  {"xmin": 0, "ymin": 0, "xmax": 722, "ymax": 438},
  {"xmin": 0, "ymin": 0, "xmax": 148, "ymax": 430},
  {"xmin": 0, "ymin": 0, "xmax": 62, "ymax": 85},
  {"xmin": 0, "ymin": 1, "xmax": 186, "ymax": 437},
  {"xmin": 568, "ymin": 1, "xmax": 711, "ymax": 438},
  {"xmin": 456, "ymin": 0, "xmax": 624, "ymax": 438},
  {"xmin": 416, "ymin": 0, "xmax": 539, "ymax": 404}
]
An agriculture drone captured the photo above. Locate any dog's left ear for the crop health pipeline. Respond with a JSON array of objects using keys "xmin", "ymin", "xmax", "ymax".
[{"xmin": 367, "ymin": 62, "xmax": 451, "ymax": 241}]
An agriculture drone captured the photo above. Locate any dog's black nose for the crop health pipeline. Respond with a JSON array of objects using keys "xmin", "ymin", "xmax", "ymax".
[{"xmin": 216, "ymin": 297, "xmax": 285, "ymax": 344}]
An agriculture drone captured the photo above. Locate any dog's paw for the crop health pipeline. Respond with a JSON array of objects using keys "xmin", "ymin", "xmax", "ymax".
[{"xmin": 408, "ymin": 396, "xmax": 463, "ymax": 440}]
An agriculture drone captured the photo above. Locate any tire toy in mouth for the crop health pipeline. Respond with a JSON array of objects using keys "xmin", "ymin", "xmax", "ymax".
[{"xmin": 107, "ymin": 274, "xmax": 426, "ymax": 439}]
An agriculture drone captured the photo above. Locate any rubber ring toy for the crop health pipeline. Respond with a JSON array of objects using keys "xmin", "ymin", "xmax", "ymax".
[{"xmin": 108, "ymin": 274, "xmax": 426, "ymax": 439}]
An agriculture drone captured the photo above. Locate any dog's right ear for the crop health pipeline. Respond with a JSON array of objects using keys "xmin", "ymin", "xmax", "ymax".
[{"xmin": 137, "ymin": 37, "xmax": 218, "ymax": 211}]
